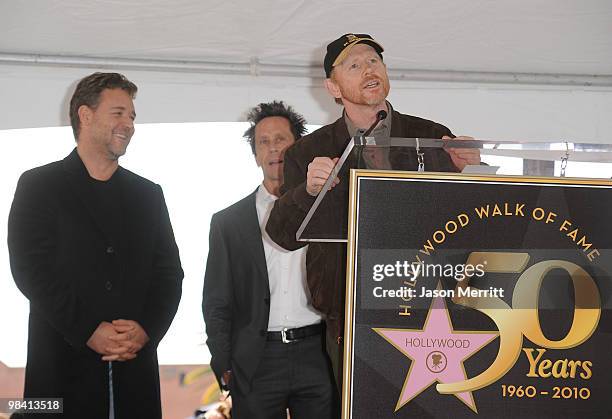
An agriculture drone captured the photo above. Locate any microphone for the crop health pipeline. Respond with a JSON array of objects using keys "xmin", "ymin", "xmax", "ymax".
[{"xmin": 362, "ymin": 110, "xmax": 388, "ymax": 137}]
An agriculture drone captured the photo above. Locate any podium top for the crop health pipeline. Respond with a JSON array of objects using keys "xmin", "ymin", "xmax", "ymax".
[{"xmin": 295, "ymin": 136, "xmax": 612, "ymax": 242}]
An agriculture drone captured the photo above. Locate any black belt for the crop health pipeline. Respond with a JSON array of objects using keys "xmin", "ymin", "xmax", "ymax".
[{"xmin": 266, "ymin": 323, "xmax": 323, "ymax": 343}]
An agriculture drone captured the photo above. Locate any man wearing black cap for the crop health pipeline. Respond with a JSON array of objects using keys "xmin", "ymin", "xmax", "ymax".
[{"xmin": 265, "ymin": 34, "xmax": 480, "ymax": 388}]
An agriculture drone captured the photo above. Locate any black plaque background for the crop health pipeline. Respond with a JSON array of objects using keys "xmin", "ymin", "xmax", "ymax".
[{"xmin": 347, "ymin": 175, "xmax": 612, "ymax": 418}]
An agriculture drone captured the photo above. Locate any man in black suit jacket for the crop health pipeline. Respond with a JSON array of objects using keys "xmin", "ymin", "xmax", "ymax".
[
  {"xmin": 8, "ymin": 73, "xmax": 183, "ymax": 419},
  {"xmin": 203, "ymin": 102, "xmax": 336, "ymax": 419}
]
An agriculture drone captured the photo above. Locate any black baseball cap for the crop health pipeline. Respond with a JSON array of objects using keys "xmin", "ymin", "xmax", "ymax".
[{"xmin": 324, "ymin": 33, "xmax": 384, "ymax": 78}]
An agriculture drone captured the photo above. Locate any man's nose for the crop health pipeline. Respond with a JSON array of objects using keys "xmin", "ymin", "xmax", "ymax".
[
  {"xmin": 270, "ymin": 138, "xmax": 282, "ymax": 151},
  {"xmin": 363, "ymin": 61, "xmax": 375, "ymax": 74},
  {"xmin": 122, "ymin": 116, "xmax": 135, "ymax": 131}
]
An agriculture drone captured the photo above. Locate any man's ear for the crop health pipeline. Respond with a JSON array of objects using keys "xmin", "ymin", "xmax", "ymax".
[
  {"xmin": 78, "ymin": 105, "xmax": 93, "ymax": 127},
  {"xmin": 324, "ymin": 78, "xmax": 341, "ymax": 100}
]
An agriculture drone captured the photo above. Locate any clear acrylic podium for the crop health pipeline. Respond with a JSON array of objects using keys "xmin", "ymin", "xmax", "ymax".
[{"xmin": 296, "ymin": 136, "xmax": 612, "ymax": 242}]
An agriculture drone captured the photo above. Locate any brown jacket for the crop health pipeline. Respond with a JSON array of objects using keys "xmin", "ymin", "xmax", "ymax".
[{"xmin": 265, "ymin": 109, "xmax": 458, "ymax": 341}]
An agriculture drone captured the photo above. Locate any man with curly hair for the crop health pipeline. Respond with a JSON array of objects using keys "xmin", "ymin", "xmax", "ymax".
[{"xmin": 203, "ymin": 101, "xmax": 336, "ymax": 418}]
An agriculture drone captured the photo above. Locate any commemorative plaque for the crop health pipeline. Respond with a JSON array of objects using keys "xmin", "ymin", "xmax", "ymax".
[{"xmin": 343, "ymin": 170, "xmax": 611, "ymax": 418}]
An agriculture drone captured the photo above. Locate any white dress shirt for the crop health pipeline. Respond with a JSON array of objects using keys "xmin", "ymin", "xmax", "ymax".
[{"xmin": 255, "ymin": 184, "xmax": 323, "ymax": 331}]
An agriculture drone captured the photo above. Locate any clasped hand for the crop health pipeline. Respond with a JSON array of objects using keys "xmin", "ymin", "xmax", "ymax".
[{"xmin": 86, "ymin": 319, "xmax": 150, "ymax": 362}]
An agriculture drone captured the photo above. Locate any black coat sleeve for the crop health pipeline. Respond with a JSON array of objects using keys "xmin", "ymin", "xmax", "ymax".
[
  {"xmin": 202, "ymin": 213, "xmax": 233, "ymax": 382},
  {"xmin": 265, "ymin": 147, "xmax": 315, "ymax": 251},
  {"xmin": 139, "ymin": 186, "xmax": 184, "ymax": 346},
  {"xmin": 8, "ymin": 170, "xmax": 100, "ymax": 348}
]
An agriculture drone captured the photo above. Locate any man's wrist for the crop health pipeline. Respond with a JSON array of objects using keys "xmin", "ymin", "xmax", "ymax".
[{"xmin": 221, "ymin": 370, "xmax": 232, "ymax": 391}]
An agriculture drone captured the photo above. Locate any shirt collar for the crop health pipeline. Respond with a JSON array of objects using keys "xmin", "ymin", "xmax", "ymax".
[
  {"xmin": 256, "ymin": 183, "xmax": 278, "ymax": 204},
  {"xmin": 343, "ymin": 101, "xmax": 393, "ymax": 138}
]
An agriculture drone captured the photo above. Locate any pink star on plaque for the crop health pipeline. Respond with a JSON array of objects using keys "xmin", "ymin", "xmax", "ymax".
[{"xmin": 373, "ymin": 290, "xmax": 498, "ymax": 413}]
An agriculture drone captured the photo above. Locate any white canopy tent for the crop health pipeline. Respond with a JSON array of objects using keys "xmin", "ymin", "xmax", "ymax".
[{"xmin": 1, "ymin": 0, "xmax": 611, "ymax": 140}]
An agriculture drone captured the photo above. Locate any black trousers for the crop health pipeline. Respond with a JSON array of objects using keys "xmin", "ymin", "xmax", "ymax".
[
  {"xmin": 325, "ymin": 325, "xmax": 344, "ymax": 394},
  {"xmin": 231, "ymin": 332, "xmax": 338, "ymax": 419}
]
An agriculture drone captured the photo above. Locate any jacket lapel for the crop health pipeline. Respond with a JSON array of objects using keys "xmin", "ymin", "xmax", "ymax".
[
  {"xmin": 333, "ymin": 115, "xmax": 351, "ymax": 152},
  {"xmin": 389, "ymin": 109, "xmax": 401, "ymax": 137},
  {"xmin": 238, "ymin": 190, "xmax": 270, "ymax": 294}
]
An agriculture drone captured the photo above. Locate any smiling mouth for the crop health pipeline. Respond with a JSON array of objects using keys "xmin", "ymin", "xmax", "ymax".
[
  {"xmin": 113, "ymin": 133, "xmax": 130, "ymax": 141},
  {"xmin": 363, "ymin": 79, "xmax": 380, "ymax": 89},
  {"xmin": 269, "ymin": 159, "xmax": 283, "ymax": 166}
]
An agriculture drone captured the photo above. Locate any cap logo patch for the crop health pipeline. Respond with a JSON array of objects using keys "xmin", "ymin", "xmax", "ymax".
[{"xmin": 345, "ymin": 34, "xmax": 359, "ymax": 45}]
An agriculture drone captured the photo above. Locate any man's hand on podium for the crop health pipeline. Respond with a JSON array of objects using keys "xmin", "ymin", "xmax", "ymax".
[
  {"xmin": 443, "ymin": 135, "xmax": 481, "ymax": 171},
  {"xmin": 306, "ymin": 157, "xmax": 340, "ymax": 196}
]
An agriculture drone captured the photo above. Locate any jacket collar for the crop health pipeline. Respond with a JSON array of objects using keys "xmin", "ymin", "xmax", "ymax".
[
  {"xmin": 333, "ymin": 102, "xmax": 400, "ymax": 151},
  {"xmin": 61, "ymin": 148, "xmax": 120, "ymax": 244},
  {"xmin": 62, "ymin": 147, "xmax": 123, "ymax": 180},
  {"xmin": 62, "ymin": 147, "xmax": 89, "ymax": 177}
]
